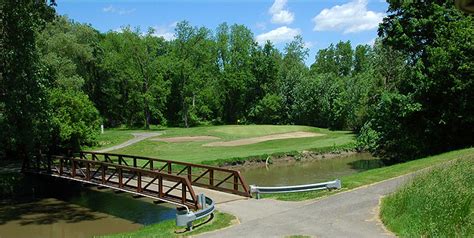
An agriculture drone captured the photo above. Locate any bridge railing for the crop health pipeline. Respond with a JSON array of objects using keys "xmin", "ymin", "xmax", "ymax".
[
  {"xmin": 30, "ymin": 154, "xmax": 200, "ymax": 210},
  {"xmin": 78, "ymin": 151, "xmax": 251, "ymax": 197}
]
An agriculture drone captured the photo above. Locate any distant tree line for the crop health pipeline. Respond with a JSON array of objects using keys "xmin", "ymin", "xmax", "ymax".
[{"xmin": 1, "ymin": 0, "xmax": 472, "ymax": 163}]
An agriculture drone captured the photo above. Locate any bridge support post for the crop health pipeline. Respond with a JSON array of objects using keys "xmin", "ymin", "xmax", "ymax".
[
  {"xmin": 234, "ymin": 173, "xmax": 238, "ymax": 191},
  {"xmin": 209, "ymin": 170, "xmax": 214, "ymax": 187},
  {"xmin": 86, "ymin": 163, "xmax": 91, "ymax": 181},
  {"xmin": 118, "ymin": 168, "xmax": 123, "ymax": 187},
  {"xmin": 137, "ymin": 172, "xmax": 142, "ymax": 192},
  {"xmin": 182, "ymin": 183, "xmax": 186, "ymax": 204},
  {"xmin": 158, "ymin": 176, "xmax": 163, "ymax": 197}
]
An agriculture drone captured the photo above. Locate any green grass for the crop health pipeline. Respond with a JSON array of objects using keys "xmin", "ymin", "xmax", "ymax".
[
  {"xmin": 90, "ymin": 125, "xmax": 354, "ymax": 164},
  {"xmin": 380, "ymin": 157, "xmax": 473, "ymax": 237},
  {"xmin": 100, "ymin": 211, "xmax": 235, "ymax": 238},
  {"xmin": 265, "ymin": 148, "xmax": 474, "ymax": 201}
]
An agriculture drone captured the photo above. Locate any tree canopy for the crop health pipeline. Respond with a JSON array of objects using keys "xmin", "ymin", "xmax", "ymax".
[{"xmin": 1, "ymin": 0, "xmax": 472, "ymax": 163}]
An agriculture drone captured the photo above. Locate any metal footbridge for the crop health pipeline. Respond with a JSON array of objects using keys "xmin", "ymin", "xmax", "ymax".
[
  {"xmin": 25, "ymin": 151, "xmax": 342, "ymax": 229},
  {"xmin": 25, "ymin": 151, "xmax": 251, "ymax": 227}
]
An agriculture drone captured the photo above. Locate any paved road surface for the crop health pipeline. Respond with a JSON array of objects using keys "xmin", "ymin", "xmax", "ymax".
[
  {"xmin": 95, "ymin": 132, "xmax": 162, "ymax": 153},
  {"xmin": 200, "ymin": 174, "xmax": 415, "ymax": 238}
]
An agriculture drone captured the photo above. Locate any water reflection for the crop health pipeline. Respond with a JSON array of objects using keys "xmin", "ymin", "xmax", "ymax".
[
  {"xmin": 240, "ymin": 152, "xmax": 384, "ymax": 186},
  {"xmin": 0, "ymin": 174, "xmax": 175, "ymax": 238},
  {"xmin": 64, "ymin": 188, "xmax": 176, "ymax": 225}
]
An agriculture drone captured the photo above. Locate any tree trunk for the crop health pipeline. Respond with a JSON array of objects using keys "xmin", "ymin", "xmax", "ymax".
[{"xmin": 144, "ymin": 107, "xmax": 150, "ymax": 130}]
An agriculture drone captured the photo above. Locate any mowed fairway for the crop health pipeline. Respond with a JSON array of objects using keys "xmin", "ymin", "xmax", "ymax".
[{"xmin": 92, "ymin": 125, "xmax": 354, "ymax": 164}]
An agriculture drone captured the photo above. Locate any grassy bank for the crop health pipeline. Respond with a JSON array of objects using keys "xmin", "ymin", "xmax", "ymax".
[
  {"xmin": 87, "ymin": 125, "xmax": 354, "ymax": 164},
  {"xmin": 380, "ymin": 157, "xmax": 473, "ymax": 237},
  {"xmin": 266, "ymin": 148, "xmax": 474, "ymax": 201},
  {"xmin": 102, "ymin": 211, "xmax": 236, "ymax": 238}
]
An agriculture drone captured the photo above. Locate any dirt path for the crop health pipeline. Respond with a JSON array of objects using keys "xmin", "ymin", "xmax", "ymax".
[
  {"xmin": 203, "ymin": 131, "xmax": 324, "ymax": 147},
  {"xmin": 199, "ymin": 174, "xmax": 415, "ymax": 238},
  {"xmin": 94, "ymin": 132, "xmax": 162, "ymax": 153}
]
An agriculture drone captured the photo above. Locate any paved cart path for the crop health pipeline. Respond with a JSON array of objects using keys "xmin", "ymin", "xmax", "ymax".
[
  {"xmin": 95, "ymin": 132, "xmax": 162, "ymax": 153},
  {"xmin": 200, "ymin": 174, "xmax": 416, "ymax": 238}
]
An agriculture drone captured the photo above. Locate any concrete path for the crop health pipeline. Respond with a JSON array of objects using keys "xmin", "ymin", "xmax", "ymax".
[
  {"xmin": 200, "ymin": 174, "xmax": 416, "ymax": 238},
  {"xmin": 95, "ymin": 132, "xmax": 162, "ymax": 153}
]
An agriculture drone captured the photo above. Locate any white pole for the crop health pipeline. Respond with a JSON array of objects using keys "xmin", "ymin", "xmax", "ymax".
[{"xmin": 101, "ymin": 124, "xmax": 104, "ymax": 134}]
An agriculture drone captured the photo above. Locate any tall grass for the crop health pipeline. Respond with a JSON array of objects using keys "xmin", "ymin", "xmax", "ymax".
[{"xmin": 380, "ymin": 158, "xmax": 473, "ymax": 237}]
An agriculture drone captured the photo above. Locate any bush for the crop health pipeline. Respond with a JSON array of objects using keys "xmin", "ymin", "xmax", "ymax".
[{"xmin": 49, "ymin": 89, "xmax": 101, "ymax": 151}]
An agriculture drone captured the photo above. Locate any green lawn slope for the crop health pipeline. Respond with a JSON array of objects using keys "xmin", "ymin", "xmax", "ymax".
[{"xmin": 380, "ymin": 153, "xmax": 473, "ymax": 237}]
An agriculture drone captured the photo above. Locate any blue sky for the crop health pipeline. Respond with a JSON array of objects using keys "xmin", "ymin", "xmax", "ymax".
[{"xmin": 56, "ymin": 0, "xmax": 388, "ymax": 65}]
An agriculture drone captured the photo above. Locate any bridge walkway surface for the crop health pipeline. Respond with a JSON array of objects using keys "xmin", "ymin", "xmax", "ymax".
[{"xmin": 198, "ymin": 174, "xmax": 415, "ymax": 238}]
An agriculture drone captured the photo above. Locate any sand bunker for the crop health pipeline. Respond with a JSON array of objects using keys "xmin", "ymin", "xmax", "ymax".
[
  {"xmin": 150, "ymin": 136, "xmax": 220, "ymax": 143},
  {"xmin": 203, "ymin": 131, "xmax": 324, "ymax": 147}
]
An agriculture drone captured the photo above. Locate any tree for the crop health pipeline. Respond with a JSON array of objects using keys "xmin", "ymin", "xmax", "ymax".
[
  {"xmin": 279, "ymin": 35, "xmax": 309, "ymax": 123},
  {"xmin": 49, "ymin": 89, "xmax": 101, "ymax": 151},
  {"xmin": 101, "ymin": 28, "xmax": 169, "ymax": 128},
  {"xmin": 334, "ymin": 41, "xmax": 353, "ymax": 77},
  {"xmin": 248, "ymin": 41, "xmax": 282, "ymax": 124},
  {"xmin": 361, "ymin": 0, "xmax": 474, "ymax": 161},
  {"xmin": 166, "ymin": 21, "xmax": 218, "ymax": 127},
  {"xmin": 0, "ymin": 0, "xmax": 56, "ymax": 161},
  {"xmin": 217, "ymin": 24, "xmax": 255, "ymax": 123},
  {"xmin": 37, "ymin": 16, "xmax": 102, "ymax": 152},
  {"xmin": 310, "ymin": 44, "xmax": 336, "ymax": 75},
  {"xmin": 353, "ymin": 44, "xmax": 371, "ymax": 75}
]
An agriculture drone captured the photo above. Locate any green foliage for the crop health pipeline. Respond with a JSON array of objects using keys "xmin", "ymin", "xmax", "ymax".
[
  {"xmin": 296, "ymin": 41, "xmax": 374, "ymax": 130},
  {"xmin": 361, "ymin": 93, "xmax": 424, "ymax": 161},
  {"xmin": 248, "ymin": 94, "xmax": 283, "ymax": 124},
  {"xmin": 360, "ymin": 0, "xmax": 474, "ymax": 161},
  {"xmin": 381, "ymin": 158, "xmax": 474, "ymax": 237},
  {"xmin": 279, "ymin": 35, "xmax": 309, "ymax": 123},
  {"xmin": 49, "ymin": 89, "xmax": 101, "ymax": 150},
  {"xmin": 101, "ymin": 27, "xmax": 170, "ymax": 129},
  {"xmin": 0, "ymin": 0, "xmax": 56, "ymax": 160},
  {"xmin": 166, "ymin": 21, "xmax": 218, "ymax": 127},
  {"xmin": 2, "ymin": 0, "xmax": 473, "ymax": 164}
]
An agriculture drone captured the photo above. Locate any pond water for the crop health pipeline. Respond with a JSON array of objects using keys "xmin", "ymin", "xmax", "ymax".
[
  {"xmin": 0, "ymin": 179, "xmax": 175, "ymax": 238},
  {"xmin": 240, "ymin": 152, "xmax": 384, "ymax": 186}
]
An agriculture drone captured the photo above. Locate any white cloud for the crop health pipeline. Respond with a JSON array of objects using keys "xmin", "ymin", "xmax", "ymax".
[
  {"xmin": 269, "ymin": 0, "xmax": 294, "ymax": 25},
  {"xmin": 304, "ymin": 41, "xmax": 314, "ymax": 49},
  {"xmin": 151, "ymin": 23, "xmax": 176, "ymax": 41},
  {"xmin": 255, "ymin": 22, "xmax": 267, "ymax": 30},
  {"xmin": 312, "ymin": 0, "xmax": 384, "ymax": 34},
  {"xmin": 256, "ymin": 26, "xmax": 300, "ymax": 44},
  {"xmin": 103, "ymin": 5, "xmax": 135, "ymax": 15}
]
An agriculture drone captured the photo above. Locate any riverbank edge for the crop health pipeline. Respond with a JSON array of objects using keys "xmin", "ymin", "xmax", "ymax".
[
  {"xmin": 202, "ymin": 142, "xmax": 357, "ymax": 168},
  {"xmin": 222, "ymin": 149, "xmax": 358, "ymax": 170},
  {"xmin": 262, "ymin": 147, "xmax": 474, "ymax": 201}
]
